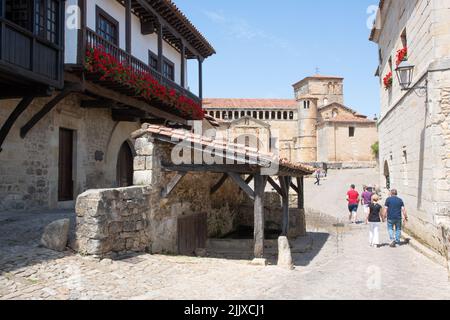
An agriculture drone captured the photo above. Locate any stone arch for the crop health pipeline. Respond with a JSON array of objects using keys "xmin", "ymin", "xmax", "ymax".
[
  {"xmin": 117, "ymin": 141, "xmax": 134, "ymax": 187},
  {"xmin": 104, "ymin": 122, "xmax": 140, "ymax": 187}
]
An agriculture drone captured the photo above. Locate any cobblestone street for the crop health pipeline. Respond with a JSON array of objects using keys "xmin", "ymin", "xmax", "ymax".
[{"xmin": 1, "ymin": 169, "xmax": 449, "ymax": 300}]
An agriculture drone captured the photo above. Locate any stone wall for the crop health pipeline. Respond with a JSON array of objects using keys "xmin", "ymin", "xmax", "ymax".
[
  {"xmin": 0, "ymin": 95, "xmax": 140, "ymax": 211},
  {"xmin": 374, "ymin": 0, "xmax": 450, "ymax": 255},
  {"xmin": 73, "ymin": 186, "xmax": 152, "ymax": 256},
  {"xmin": 132, "ymin": 132, "xmax": 247, "ymax": 254}
]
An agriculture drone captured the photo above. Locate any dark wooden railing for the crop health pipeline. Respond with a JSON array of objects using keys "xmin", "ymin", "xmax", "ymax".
[
  {"xmin": 85, "ymin": 28, "xmax": 200, "ymax": 104},
  {"xmin": 0, "ymin": 18, "xmax": 64, "ymax": 89}
]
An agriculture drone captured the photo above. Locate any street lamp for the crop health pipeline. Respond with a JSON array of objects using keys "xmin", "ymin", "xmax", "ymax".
[{"xmin": 395, "ymin": 59, "xmax": 414, "ymax": 90}]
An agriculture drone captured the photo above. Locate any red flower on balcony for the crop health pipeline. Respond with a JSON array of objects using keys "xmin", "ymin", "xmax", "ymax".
[
  {"xmin": 383, "ymin": 71, "xmax": 393, "ymax": 90},
  {"xmin": 396, "ymin": 47, "xmax": 408, "ymax": 67},
  {"xmin": 84, "ymin": 46, "xmax": 205, "ymax": 120}
]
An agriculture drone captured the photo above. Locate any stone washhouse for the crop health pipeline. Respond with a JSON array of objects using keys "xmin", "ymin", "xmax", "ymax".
[{"xmin": 72, "ymin": 124, "xmax": 314, "ymax": 259}]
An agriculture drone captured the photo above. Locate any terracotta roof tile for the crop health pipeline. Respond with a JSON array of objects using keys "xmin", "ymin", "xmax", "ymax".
[
  {"xmin": 133, "ymin": 124, "xmax": 315, "ymax": 175},
  {"xmin": 322, "ymin": 115, "xmax": 376, "ymax": 124},
  {"xmin": 203, "ymin": 98, "xmax": 298, "ymax": 109}
]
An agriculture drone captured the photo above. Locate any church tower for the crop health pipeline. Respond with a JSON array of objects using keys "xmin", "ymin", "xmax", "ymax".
[{"xmin": 295, "ymin": 95, "xmax": 318, "ymax": 163}]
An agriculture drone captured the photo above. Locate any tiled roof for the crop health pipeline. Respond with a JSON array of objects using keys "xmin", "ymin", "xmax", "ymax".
[
  {"xmin": 132, "ymin": 124, "xmax": 315, "ymax": 176},
  {"xmin": 203, "ymin": 98, "xmax": 298, "ymax": 109},
  {"xmin": 321, "ymin": 114, "xmax": 377, "ymax": 124}
]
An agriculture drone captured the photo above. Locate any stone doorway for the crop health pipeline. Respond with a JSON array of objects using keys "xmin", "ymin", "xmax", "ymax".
[{"xmin": 116, "ymin": 141, "xmax": 133, "ymax": 187}]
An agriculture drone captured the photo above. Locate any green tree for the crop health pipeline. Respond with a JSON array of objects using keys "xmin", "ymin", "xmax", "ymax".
[{"xmin": 371, "ymin": 141, "xmax": 379, "ymax": 158}]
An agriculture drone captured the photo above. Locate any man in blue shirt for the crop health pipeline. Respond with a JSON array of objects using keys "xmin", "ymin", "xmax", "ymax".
[{"xmin": 384, "ymin": 189, "xmax": 408, "ymax": 247}]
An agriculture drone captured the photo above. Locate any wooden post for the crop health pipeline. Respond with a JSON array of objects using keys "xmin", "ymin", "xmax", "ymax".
[
  {"xmin": 125, "ymin": 0, "xmax": 132, "ymax": 54},
  {"xmin": 280, "ymin": 176, "xmax": 292, "ymax": 236},
  {"xmin": 77, "ymin": 0, "xmax": 87, "ymax": 65},
  {"xmin": 198, "ymin": 57, "xmax": 203, "ymax": 100},
  {"xmin": 157, "ymin": 22, "xmax": 163, "ymax": 74},
  {"xmin": 297, "ymin": 177, "xmax": 304, "ymax": 209},
  {"xmin": 180, "ymin": 40, "xmax": 185, "ymax": 88},
  {"xmin": 253, "ymin": 173, "xmax": 267, "ymax": 258}
]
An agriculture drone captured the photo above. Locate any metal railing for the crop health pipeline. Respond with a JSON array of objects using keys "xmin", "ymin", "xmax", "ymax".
[{"xmin": 85, "ymin": 28, "xmax": 200, "ymax": 104}]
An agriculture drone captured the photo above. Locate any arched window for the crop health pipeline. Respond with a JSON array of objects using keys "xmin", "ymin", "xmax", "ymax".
[
  {"xmin": 265, "ymin": 111, "xmax": 270, "ymax": 119},
  {"xmin": 283, "ymin": 111, "xmax": 288, "ymax": 120},
  {"xmin": 215, "ymin": 111, "xmax": 220, "ymax": 119}
]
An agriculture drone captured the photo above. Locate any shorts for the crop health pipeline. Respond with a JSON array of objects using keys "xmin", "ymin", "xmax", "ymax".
[
  {"xmin": 363, "ymin": 204, "xmax": 370, "ymax": 215},
  {"xmin": 348, "ymin": 204, "xmax": 358, "ymax": 213}
]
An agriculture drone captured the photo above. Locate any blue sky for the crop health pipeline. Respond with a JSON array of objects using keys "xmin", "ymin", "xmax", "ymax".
[{"xmin": 177, "ymin": 0, "xmax": 381, "ymax": 117}]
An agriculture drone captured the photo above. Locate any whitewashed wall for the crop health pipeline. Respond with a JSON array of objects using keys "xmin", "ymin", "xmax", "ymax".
[{"xmin": 64, "ymin": 0, "xmax": 187, "ymax": 86}]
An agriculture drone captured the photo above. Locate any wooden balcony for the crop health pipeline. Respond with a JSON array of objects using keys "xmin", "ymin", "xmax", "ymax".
[
  {"xmin": 83, "ymin": 28, "xmax": 201, "ymax": 106},
  {"xmin": 0, "ymin": 18, "xmax": 64, "ymax": 94}
]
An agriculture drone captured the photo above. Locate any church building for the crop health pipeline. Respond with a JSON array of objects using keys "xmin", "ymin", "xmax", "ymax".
[{"xmin": 203, "ymin": 75, "xmax": 378, "ymax": 166}]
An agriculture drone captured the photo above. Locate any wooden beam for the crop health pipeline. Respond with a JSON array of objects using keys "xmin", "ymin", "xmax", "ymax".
[
  {"xmin": 267, "ymin": 177, "xmax": 283, "ymax": 197},
  {"xmin": 81, "ymin": 79, "xmax": 187, "ymax": 125},
  {"xmin": 162, "ymin": 163, "xmax": 258, "ymax": 175},
  {"xmin": 254, "ymin": 174, "xmax": 268, "ymax": 258},
  {"xmin": 80, "ymin": 99, "xmax": 116, "ymax": 109},
  {"xmin": 245, "ymin": 175, "xmax": 254, "ymax": 184},
  {"xmin": 210, "ymin": 173, "xmax": 228, "ymax": 195},
  {"xmin": 297, "ymin": 177, "xmax": 304, "ymax": 210},
  {"xmin": 228, "ymin": 172, "xmax": 255, "ymax": 201},
  {"xmin": 161, "ymin": 172, "xmax": 187, "ymax": 198},
  {"xmin": 0, "ymin": 96, "xmax": 35, "ymax": 152},
  {"xmin": 20, "ymin": 86, "xmax": 80, "ymax": 138},
  {"xmin": 290, "ymin": 181, "xmax": 299, "ymax": 194}
]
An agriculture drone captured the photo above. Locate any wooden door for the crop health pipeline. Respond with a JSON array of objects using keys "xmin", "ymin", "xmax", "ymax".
[
  {"xmin": 58, "ymin": 128, "xmax": 74, "ymax": 201},
  {"xmin": 177, "ymin": 213, "xmax": 207, "ymax": 256},
  {"xmin": 117, "ymin": 141, "xmax": 133, "ymax": 187}
]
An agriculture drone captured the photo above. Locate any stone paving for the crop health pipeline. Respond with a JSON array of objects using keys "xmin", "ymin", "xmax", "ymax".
[{"xmin": 0, "ymin": 169, "xmax": 449, "ymax": 300}]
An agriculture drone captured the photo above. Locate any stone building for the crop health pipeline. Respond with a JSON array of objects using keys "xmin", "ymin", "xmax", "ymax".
[
  {"xmin": 369, "ymin": 0, "xmax": 450, "ymax": 259},
  {"xmin": 0, "ymin": 0, "xmax": 215, "ymax": 212},
  {"xmin": 203, "ymin": 75, "xmax": 378, "ymax": 166}
]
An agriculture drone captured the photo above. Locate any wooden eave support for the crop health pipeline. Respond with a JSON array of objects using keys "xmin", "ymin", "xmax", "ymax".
[
  {"xmin": 210, "ymin": 173, "xmax": 228, "ymax": 195},
  {"xmin": 0, "ymin": 95, "xmax": 35, "ymax": 152},
  {"xmin": 20, "ymin": 84, "xmax": 81, "ymax": 138},
  {"xmin": 161, "ymin": 172, "xmax": 187, "ymax": 198},
  {"xmin": 228, "ymin": 172, "xmax": 255, "ymax": 201}
]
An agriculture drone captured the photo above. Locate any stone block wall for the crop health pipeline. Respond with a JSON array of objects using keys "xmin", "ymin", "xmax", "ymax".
[
  {"xmin": 0, "ymin": 95, "xmax": 140, "ymax": 211},
  {"xmin": 73, "ymin": 186, "xmax": 152, "ymax": 257}
]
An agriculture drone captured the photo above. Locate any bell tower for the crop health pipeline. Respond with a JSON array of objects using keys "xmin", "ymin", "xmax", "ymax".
[{"xmin": 295, "ymin": 95, "xmax": 318, "ymax": 163}]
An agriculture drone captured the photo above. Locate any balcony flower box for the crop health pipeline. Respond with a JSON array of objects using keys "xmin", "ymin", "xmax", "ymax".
[
  {"xmin": 383, "ymin": 71, "xmax": 393, "ymax": 90},
  {"xmin": 396, "ymin": 47, "xmax": 408, "ymax": 67},
  {"xmin": 84, "ymin": 46, "xmax": 204, "ymax": 120}
]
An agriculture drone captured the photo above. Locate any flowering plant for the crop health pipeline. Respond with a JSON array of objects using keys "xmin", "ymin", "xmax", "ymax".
[
  {"xmin": 395, "ymin": 47, "xmax": 408, "ymax": 67},
  {"xmin": 84, "ymin": 46, "xmax": 204, "ymax": 120},
  {"xmin": 383, "ymin": 71, "xmax": 393, "ymax": 90}
]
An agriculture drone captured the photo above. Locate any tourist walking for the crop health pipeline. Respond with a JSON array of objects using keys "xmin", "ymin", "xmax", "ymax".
[
  {"xmin": 384, "ymin": 189, "xmax": 408, "ymax": 247},
  {"xmin": 314, "ymin": 169, "xmax": 321, "ymax": 186},
  {"xmin": 366, "ymin": 195, "xmax": 383, "ymax": 247},
  {"xmin": 346, "ymin": 184, "xmax": 360, "ymax": 224},
  {"xmin": 361, "ymin": 186, "xmax": 373, "ymax": 218}
]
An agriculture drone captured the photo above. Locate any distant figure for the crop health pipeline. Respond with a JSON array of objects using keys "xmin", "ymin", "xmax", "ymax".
[
  {"xmin": 323, "ymin": 163, "xmax": 328, "ymax": 177},
  {"xmin": 347, "ymin": 184, "xmax": 360, "ymax": 224},
  {"xmin": 314, "ymin": 169, "xmax": 321, "ymax": 186},
  {"xmin": 361, "ymin": 186, "xmax": 373, "ymax": 218},
  {"xmin": 384, "ymin": 189, "xmax": 408, "ymax": 247},
  {"xmin": 366, "ymin": 194, "xmax": 383, "ymax": 248}
]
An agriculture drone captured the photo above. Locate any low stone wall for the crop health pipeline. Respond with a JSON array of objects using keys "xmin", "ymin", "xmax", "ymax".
[{"xmin": 72, "ymin": 186, "xmax": 152, "ymax": 257}]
